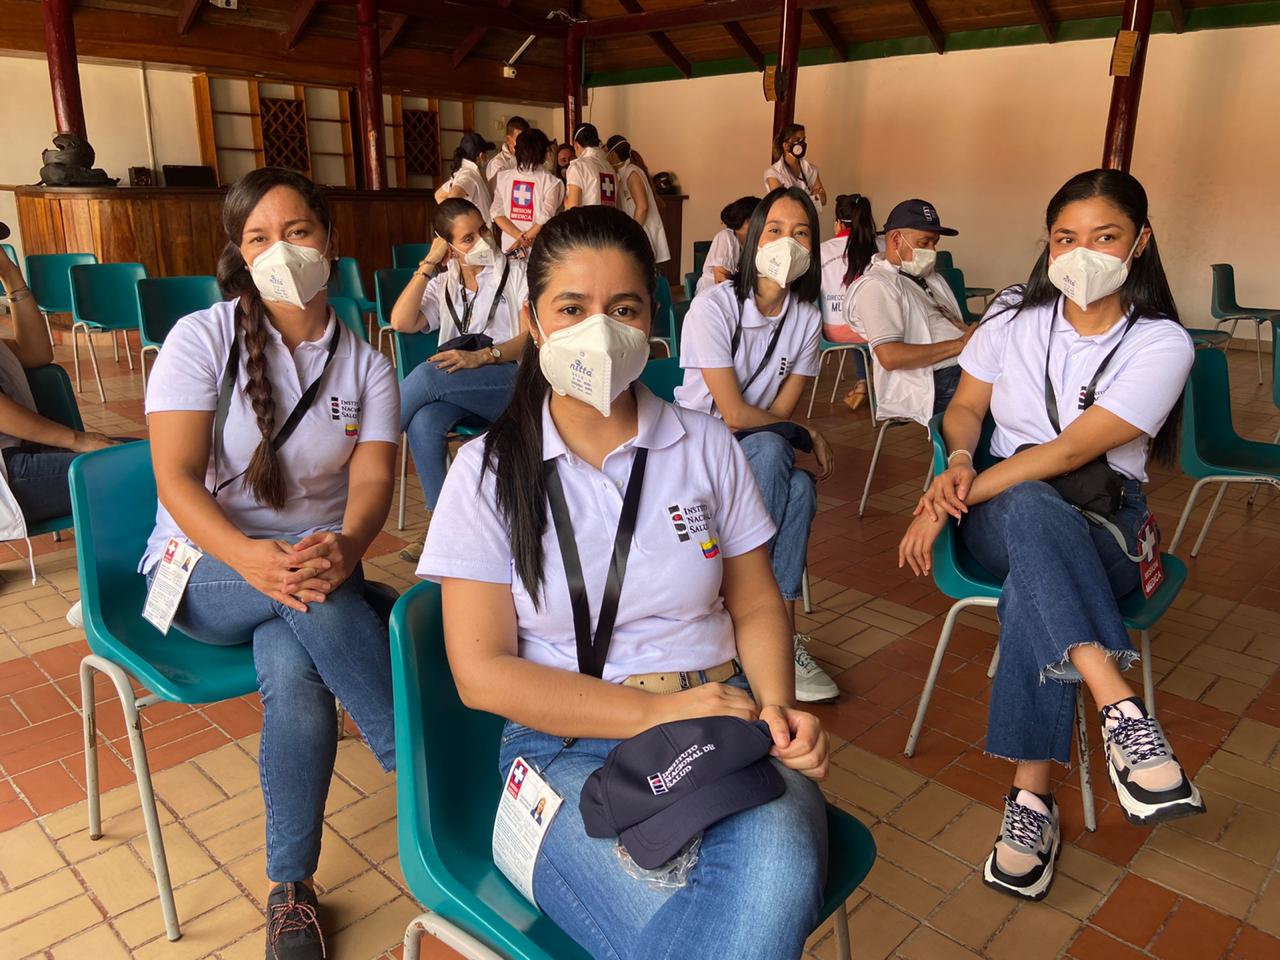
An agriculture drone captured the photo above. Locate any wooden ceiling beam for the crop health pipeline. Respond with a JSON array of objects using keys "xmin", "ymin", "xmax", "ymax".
[
  {"xmin": 904, "ymin": 0, "xmax": 946, "ymax": 54},
  {"xmin": 722, "ymin": 21, "xmax": 764, "ymax": 71},
  {"xmin": 575, "ymin": 0, "xmax": 778, "ymax": 39},
  {"xmin": 381, "ymin": 12, "xmax": 411, "ymax": 56},
  {"xmin": 451, "ymin": 25, "xmax": 489, "ymax": 67},
  {"xmin": 808, "ymin": 8, "xmax": 847, "ymax": 61},
  {"xmin": 284, "ymin": 0, "xmax": 323, "ymax": 50},
  {"xmin": 1168, "ymin": 0, "xmax": 1186, "ymax": 32},
  {"xmin": 334, "ymin": 0, "xmax": 563, "ymax": 36},
  {"xmin": 177, "ymin": 0, "xmax": 202, "ymax": 36},
  {"xmin": 1028, "ymin": 0, "xmax": 1056, "ymax": 41},
  {"xmin": 616, "ymin": 1, "xmax": 691, "ymax": 79}
]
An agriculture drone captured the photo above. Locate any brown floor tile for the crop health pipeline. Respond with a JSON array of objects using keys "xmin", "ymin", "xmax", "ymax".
[
  {"xmin": 1151, "ymin": 899, "xmax": 1241, "ymax": 960},
  {"xmin": 1231, "ymin": 925, "xmax": 1280, "ymax": 959},
  {"xmin": 1067, "ymin": 927, "xmax": 1151, "ymax": 959},
  {"xmin": 985, "ymin": 902, "xmax": 1079, "ymax": 960},
  {"xmin": 1129, "ymin": 849, "xmax": 1255, "ymax": 919},
  {"xmin": 1091, "ymin": 873, "xmax": 1179, "ymax": 949}
]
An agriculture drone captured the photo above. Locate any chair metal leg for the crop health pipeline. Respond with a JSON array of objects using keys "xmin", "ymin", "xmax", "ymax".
[
  {"xmin": 403, "ymin": 912, "xmax": 504, "ymax": 960},
  {"xmin": 833, "ymin": 898, "xmax": 851, "ymax": 960},
  {"xmin": 71, "ymin": 321, "xmax": 84, "ymax": 391},
  {"xmin": 336, "ymin": 702, "xmax": 346, "ymax": 741},
  {"xmin": 80, "ymin": 327, "xmax": 107, "ymax": 403},
  {"xmin": 140, "ymin": 345, "xmax": 157, "ymax": 392},
  {"xmin": 986, "ymin": 643, "xmax": 1001, "ymax": 679},
  {"xmin": 397, "ymin": 435, "xmax": 409, "ymax": 530},
  {"xmin": 801, "ymin": 568, "xmax": 812, "ymax": 615},
  {"xmin": 862, "ymin": 350, "xmax": 877, "ymax": 425},
  {"xmin": 80, "ymin": 654, "xmax": 181, "ymax": 940},
  {"xmin": 1192, "ymin": 483, "xmax": 1230, "ymax": 557},
  {"xmin": 120, "ymin": 330, "xmax": 134, "ymax": 371},
  {"xmin": 859, "ymin": 421, "xmax": 892, "ymax": 518},
  {"xmin": 806, "ymin": 352, "xmax": 826, "ymax": 419},
  {"xmin": 1169, "ymin": 477, "xmax": 1213, "ymax": 553},
  {"xmin": 829, "ymin": 351, "xmax": 848, "ymax": 404},
  {"xmin": 111, "ymin": 328, "xmax": 120, "ymax": 362},
  {"xmin": 1255, "ymin": 319, "xmax": 1264, "ymax": 384},
  {"xmin": 905, "ymin": 597, "xmax": 998, "ymax": 756},
  {"xmin": 1140, "ymin": 629, "xmax": 1155, "ymax": 711},
  {"xmin": 1076, "ymin": 686, "xmax": 1096, "ymax": 832},
  {"xmin": 42, "ymin": 310, "xmax": 55, "ymax": 346},
  {"xmin": 53, "ymin": 530, "xmax": 63, "ymax": 542}
]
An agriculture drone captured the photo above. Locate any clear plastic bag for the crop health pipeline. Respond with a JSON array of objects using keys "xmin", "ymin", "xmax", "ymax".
[{"xmin": 615, "ymin": 834, "xmax": 702, "ymax": 890}]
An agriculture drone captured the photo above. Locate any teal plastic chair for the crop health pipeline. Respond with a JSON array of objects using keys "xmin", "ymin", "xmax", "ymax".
[
  {"xmin": 69, "ymin": 262, "xmax": 148, "ymax": 402},
  {"xmin": 0, "ymin": 243, "xmax": 20, "ymax": 282},
  {"xmin": 330, "ymin": 296, "xmax": 371, "ymax": 343},
  {"xmin": 137, "ymin": 275, "xmax": 222, "ymax": 389},
  {"xmin": 1210, "ymin": 263, "xmax": 1279, "ymax": 384},
  {"xmin": 390, "ymin": 581, "xmax": 876, "ymax": 960},
  {"xmin": 639, "ymin": 356, "xmax": 682, "ymax": 402},
  {"xmin": 691, "ymin": 239, "xmax": 712, "ymax": 279},
  {"xmin": 376, "ymin": 267, "xmax": 418, "ymax": 362},
  {"xmin": 650, "ymin": 276, "xmax": 677, "ymax": 357},
  {"xmin": 26, "ymin": 251, "xmax": 97, "ymax": 346},
  {"xmin": 329, "ymin": 256, "xmax": 378, "ymax": 338},
  {"xmin": 905, "ymin": 413, "xmax": 1187, "ymax": 832},
  {"xmin": 393, "ymin": 243, "xmax": 433, "ymax": 270},
  {"xmin": 672, "ymin": 299, "xmax": 691, "ymax": 354},
  {"xmin": 683, "ymin": 271, "xmax": 696, "ymax": 301},
  {"xmin": 940, "ymin": 267, "xmax": 982, "ymax": 325},
  {"xmin": 1169, "ymin": 347, "xmax": 1280, "ymax": 557}
]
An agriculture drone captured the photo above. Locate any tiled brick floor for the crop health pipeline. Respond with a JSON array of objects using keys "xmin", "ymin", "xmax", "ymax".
[{"xmin": 2, "ymin": 331, "xmax": 1280, "ymax": 959}]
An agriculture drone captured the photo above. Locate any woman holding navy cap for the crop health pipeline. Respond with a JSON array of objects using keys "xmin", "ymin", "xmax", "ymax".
[{"xmin": 419, "ymin": 206, "xmax": 829, "ymax": 960}]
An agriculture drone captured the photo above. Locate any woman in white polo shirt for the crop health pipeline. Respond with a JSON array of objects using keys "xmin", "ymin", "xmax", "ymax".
[
  {"xmin": 144, "ymin": 168, "xmax": 400, "ymax": 959},
  {"xmin": 419, "ymin": 206, "xmax": 829, "ymax": 960},
  {"xmin": 605, "ymin": 133, "xmax": 671, "ymax": 266},
  {"xmin": 899, "ymin": 169, "xmax": 1203, "ymax": 903},
  {"xmin": 491, "ymin": 128, "xmax": 565, "ymax": 257},
  {"xmin": 563, "ymin": 123, "xmax": 619, "ymax": 210},
  {"xmin": 764, "ymin": 123, "xmax": 827, "ymax": 213},
  {"xmin": 675, "ymin": 186, "xmax": 838, "ymax": 705},
  {"xmin": 434, "ymin": 131, "xmax": 495, "ymax": 216},
  {"xmin": 695, "ymin": 195, "xmax": 758, "ymax": 297}
]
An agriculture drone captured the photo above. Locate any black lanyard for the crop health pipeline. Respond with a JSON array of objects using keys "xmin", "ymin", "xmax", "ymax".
[
  {"xmin": 730, "ymin": 297, "xmax": 789, "ymax": 394},
  {"xmin": 444, "ymin": 258, "xmax": 511, "ymax": 336},
  {"xmin": 1043, "ymin": 309, "xmax": 1138, "ymax": 434},
  {"xmin": 212, "ymin": 315, "xmax": 341, "ymax": 497},
  {"xmin": 543, "ymin": 447, "xmax": 648, "ymax": 679}
]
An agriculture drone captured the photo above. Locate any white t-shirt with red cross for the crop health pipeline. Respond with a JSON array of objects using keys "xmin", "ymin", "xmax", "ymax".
[
  {"xmin": 566, "ymin": 147, "xmax": 619, "ymax": 208},
  {"xmin": 489, "ymin": 167, "xmax": 565, "ymax": 253}
]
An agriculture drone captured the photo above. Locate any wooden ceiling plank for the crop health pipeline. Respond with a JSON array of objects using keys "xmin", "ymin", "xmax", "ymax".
[
  {"xmin": 285, "ymin": 0, "xmax": 323, "ymax": 50},
  {"xmin": 1168, "ymin": 0, "xmax": 1186, "ymax": 32},
  {"xmin": 177, "ymin": 0, "xmax": 202, "ymax": 36},
  {"xmin": 1028, "ymin": 0, "xmax": 1057, "ymax": 41},
  {"xmin": 381, "ymin": 12, "xmax": 411, "ymax": 56},
  {"xmin": 337, "ymin": 0, "xmax": 563, "ymax": 36},
  {"xmin": 577, "ymin": 0, "xmax": 778, "ymax": 40},
  {"xmin": 451, "ymin": 25, "xmax": 489, "ymax": 67},
  {"xmin": 808, "ymin": 8, "xmax": 847, "ymax": 61},
  {"xmin": 904, "ymin": 0, "xmax": 946, "ymax": 54},
  {"xmin": 722, "ymin": 21, "xmax": 764, "ymax": 71},
  {"xmin": 615, "ymin": 1, "xmax": 692, "ymax": 79}
]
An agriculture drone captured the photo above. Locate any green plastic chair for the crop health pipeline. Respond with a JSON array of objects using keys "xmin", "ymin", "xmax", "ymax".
[
  {"xmin": 672, "ymin": 299, "xmax": 691, "ymax": 354},
  {"xmin": 376, "ymin": 267, "xmax": 418, "ymax": 362},
  {"xmin": 940, "ymin": 266, "xmax": 982, "ymax": 325},
  {"xmin": 390, "ymin": 581, "xmax": 876, "ymax": 960},
  {"xmin": 329, "ymin": 256, "xmax": 378, "ymax": 334},
  {"xmin": 26, "ymin": 251, "xmax": 97, "ymax": 346},
  {"xmin": 330, "ymin": 295, "xmax": 371, "ymax": 343},
  {"xmin": 17, "ymin": 364, "xmax": 84, "ymax": 549},
  {"xmin": 393, "ymin": 243, "xmax": 432, "ymax": 270},
  {"xmin": 683, "ymin": 271, "xmax": 696, "ymax": 301},
  {"xmin": 1210, "ymin": 263, "xmax": 1279, "ymax": 384},
  {"xmin": 906, "ymin": 413, "xmax": 1188, "ymax": 832},
  {"xmin": 638, "ymin": 357, "xmax": 682, "ymax": 402},
  {"xmin": 137, "ymin": 275, "xmax": 222, "ymax": 389},
  {"xmin": 691, "ymin": 239, "xmax": 712, "ymax": 280},
  {"xmin": 69, "ymin": 262, "xmax": 148, "ymax": 402},
  {"xmin": 650, "ymin": 276, "xmax": 677, "ymax": 357},
  {"xmin": 1169, "ymin": 347, "xmax": 1280, "ymax": 557}
]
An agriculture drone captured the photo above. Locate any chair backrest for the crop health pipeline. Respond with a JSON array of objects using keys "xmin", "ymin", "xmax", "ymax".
[
  {"xmin": 940, "ymin": 266, "xmax": 976, "ymax": 323},
  {"xmin": 26, "ymin": 364, "xmax": 84, "ymax": 432},
  {"xmin": 389, "ymin": 582, "xmax": 591, "ymax": 960},
  {"xmin": 329, "ymin": 256, "xmax": 371, "ymax": 305},
  {"xmin": 654, "ymin": 275, "xmax": 676, "ymax": 348},
  {"xmin": 25, "ymin": 252, "xmax": 97, "ymax": 314},
  {"xmin": 1273, "ymin": 320, "xmax": 1280, "ymax": 410},
  {"xmin": 935, "ymin": 250, "xmax": 955, "ymax": 273},
  {"xmin": 393, "ymin": 243, "xmax": 432, "ymax": 270},
  {"xmin": 691, "ymin": 239, "xmax": 712, "ymax": 279},
  {"xmin": 926, "ymin": 412, "xmax": 1004, "ymax": 601},
  {"xmin": 1180, "ymin": 345, "xmax": 1238, "ymax": 474},
  {"xmin": 1209, "ymin": 263, "xmax": 1238, "ymax": 318},
  {"xmin": 393, "ymin": 329, "xmax": 441, "ymax": 381},
  {"xmin": 683, "ymin": 272, "xmax": 696, "ymax": 301},
  {"xmin": 673, "ymin": 299, "xmax": 691, "ymax": 353},
  {"xmin": 639, "ymin": 357, "xmax": 683, "ymax": 402},
  {"xmin": 330, "ymin": 296, "xmax": 370, "ymax": 342},
  {"xmin": 1, "ymin": 243, "xmax": 20, "ymax": 279},
  {"xmin": 137, "ymin": 275, "xmax": 222, "ymax": 348},
  {"xmin": 69, "ymin": 262, "xmax": 148, "ymax": 329},
  {"xmin": 376, "ymin": 267, "xmax": 418, "ymax": 328}
]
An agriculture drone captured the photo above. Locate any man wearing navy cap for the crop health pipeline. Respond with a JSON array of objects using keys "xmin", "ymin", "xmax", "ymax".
[{"xmin": 843, "ymin": 198, "xmax": 973, "ymax": 425}]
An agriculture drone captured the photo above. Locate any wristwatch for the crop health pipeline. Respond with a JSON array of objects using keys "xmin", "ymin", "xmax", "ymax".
[{"xmin": 488, "ymin": 346, "xmax": 503, "ymax": 363}]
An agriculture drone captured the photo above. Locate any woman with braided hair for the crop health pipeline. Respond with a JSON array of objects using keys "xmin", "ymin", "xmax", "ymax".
[{"xmin": 142, "ymin": 167, "xmax": 400, "ymax": 959}]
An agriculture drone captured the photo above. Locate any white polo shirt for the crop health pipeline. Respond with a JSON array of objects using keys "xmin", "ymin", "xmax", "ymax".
[
  {"xmin": 961, "ymin": 295, "xmax": 1194, "ymax": 482},
  {"xmin": 695, "ymin": 228, "xmax": 740, "ymax": 298},
  {"xmin": 0, "ymin": 341, "xmax": 37, "ymax": 452},
  {"xmin": 414, "ymin": 259, "xmax": 529, "ymax": 343},
  {"xmin": 489, "ymin": 167, "xmax": 565, "ymax": 253},
  {"xmin": 566, "ymin": 148, "xmax": 619, "ymax": 207},
  {"xmin": 418, "ymin": 384, "xmax": 775, "ymax": 682},
  {"xmin": 764, "ymin": 157, "xmax": 823, "ymax": 212},
  {"xmin": 141, "ymin": 300, "xmax": 399, "ymax": 572},
  {"xmin": 485, "ymin": 146, "xmax": 516, "ymax": 183},
  {"xmin": 674, "ymin": 281, "xmax": 821, "ymax": 416},
  {"xmin": 818, "ymin": 236, "xmax": 851, "ymax": 332},
  {"xmin": 617, "ymin": 160, "xmax": 670, "ymax": 263},
  {"xmin": 443, "ymin": 158, "xmax": 493, "ymax": 219}
]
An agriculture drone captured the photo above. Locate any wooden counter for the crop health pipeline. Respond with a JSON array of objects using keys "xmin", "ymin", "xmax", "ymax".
[{"xmin": 10, "ymin": 185, "xmax": 437, "ymax": 290}]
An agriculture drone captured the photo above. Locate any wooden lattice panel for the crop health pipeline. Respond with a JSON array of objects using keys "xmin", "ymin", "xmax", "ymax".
[
  {"xmin": 403, "ymin": 109, "xmax": 441, "ymax": 178},
  {"xmin": 260, "ymin": 97, "xmax": 311, "ymax": 174}
]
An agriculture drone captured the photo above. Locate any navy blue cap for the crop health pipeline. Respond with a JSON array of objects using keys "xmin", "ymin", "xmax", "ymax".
[
  {"xmin": 880, "ymin": 198, "xmax": 958, "ymax": 237},
  {"xmin": 580, "ymin": 716, "xmax": 784, "ymax": 869},
  {"xmin": 459, "ymin": 131, "xmax": 496, "ymax": 157}
]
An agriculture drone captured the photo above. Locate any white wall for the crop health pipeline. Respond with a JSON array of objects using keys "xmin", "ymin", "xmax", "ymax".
[{"xmin": 584, "ymin": 25, "xmax": 1280, "ymax": 327}]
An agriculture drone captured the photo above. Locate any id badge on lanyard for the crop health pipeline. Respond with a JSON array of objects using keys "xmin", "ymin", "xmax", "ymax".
[
  {"xmin": 493, "ymin": 757, "xmax": 563, "ymax": 906},
  {"xmin": 1137, "ymin": 514, "xmax": 1164, "ymax": 599}
]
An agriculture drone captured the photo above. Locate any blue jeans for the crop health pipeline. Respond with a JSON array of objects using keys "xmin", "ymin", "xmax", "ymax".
[
  {"xmin": 961, "ymin": 479, "xmax": 1146, "ymax": 764},
  {"xmin": 932, "ymin": 365, "xmax": 962, "ymax": 415},
  {"xmin": 498, "ymin": 680, "xmax": 828, "ymax": 960},
  {"xmin": 738, "ymin": 432, "xmax": 816, "ymax": 602},
  {"xmin": 3, "ymin": 445, "xmax": 75, "ymax": 524},
  {"xmin": 153, "ymin": 553, "xmax": 396, "ymax": 881},
  {"xmin": 400, "ymin": 361, "xmax": 517, "ymax": 510}
]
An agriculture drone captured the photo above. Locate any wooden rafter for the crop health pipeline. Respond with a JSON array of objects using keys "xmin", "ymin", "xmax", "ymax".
[
  {"xmin": 177, "ymin": 0, "xmax": 202, "ymax": 35},
  {"xmin": 1028, "ymin": 0, "xmax": 1056, "ymax": 41},
  {"xmin": 809, "ymin": 8, "xmax": 847, "ymax": 61},
  {"xmin": 381, "ymin": 13, "xmax": 411, "ymax": 55},
  {"xmin": 1168, "ymin": 0, "xmax": 1186, "ymax": 32},
  {"xmin": 285, "ymin": 0, "xmax": 322, "ymax": 49},
  {"xmin": 336, "ymin": 0, "xmax": 561, "ymax": 36},
  {"xmin": 451, "ymin": 1, "xmax": 516, "ymax": 69},
  {"xmin": 904, "ymin": 0, "xmax": 946, "ymax": 54},
  {"xmin": 618, "ymin": 0, "xmax": 692, "ymax": 79},
  {"xmin": 722, "ymin": 21, "xmax": 764, "ymax": 71}
]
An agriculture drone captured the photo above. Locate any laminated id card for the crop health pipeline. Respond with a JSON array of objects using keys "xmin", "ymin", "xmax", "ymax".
[
  {"xmin": 493, "ymin": 757, "xmax": 562, "ymax": 906},
  {"xmin": 1137, "ymin": 515, "xmax": 1164, "ymax": 599},
  {"xmin": 142, "ymin": 537, "xmax": 203, "ymax": 634}
]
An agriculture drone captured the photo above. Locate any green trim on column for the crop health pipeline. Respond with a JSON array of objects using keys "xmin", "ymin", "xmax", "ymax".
[{"xmin": 584, "ymin": 1, "xmax": 1280, "ymax": 88}]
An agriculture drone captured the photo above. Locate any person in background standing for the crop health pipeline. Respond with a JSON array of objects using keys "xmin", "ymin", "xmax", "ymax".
[
  {"xmin": 564, "ymin": 123, "xmax": 618, "ymax": 210},
  {"xmin": 555, "ymin": 142, "xmax": 574, "ymax": 181},
  {"xmin": 435, "ymin": 132, "xmax": 495, "ymax": 216},
  {"xmin": 606, "ymin": 134, "xmax": 671, "ymax": 266},
  {"xmin": 485, "ymin": 115, "xmax": 529, "ymax": 186},
  {"xmin": 765, "ymin": 124, "xmax": 827, "ymax": 214},
  {"xmin": 492, "ymin": 128, "xmax": 566, "ymax": 258}
]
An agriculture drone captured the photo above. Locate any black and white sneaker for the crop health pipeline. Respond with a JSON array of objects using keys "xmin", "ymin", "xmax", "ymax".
[
  {"xmin": 982, "ymin": 789, "xmax": 1060, "ymax": 902},
  {"xmin": 265, "ymin": 881, "xmax": 326, "ymax": 960},
  {"xmin": 1101, "ymin": 697, "xmax": 1205, "ymax": 826}
]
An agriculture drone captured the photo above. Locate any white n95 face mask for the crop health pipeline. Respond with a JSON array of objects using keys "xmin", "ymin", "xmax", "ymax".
[
  {"xmin": 248, "ymin": 240, "xmax": 330, "ymax": 308},
  {"xmin": 1047, "ymin": 235, "xmax": 1142, "ymax": 310},
  {"xmin": 458, "ymin": 236, "xmax": 497, "ymax": 268},
  {"xmin": 755, "ymin": 237, "xmax": 811, "ymax": 287},
  {"xmin": 536, "ymin": 312, "xmax": 651, "ymax": 416},
  {"xmin": 898, "ymin": 245, "xmax": 937, "ymax": 279}
]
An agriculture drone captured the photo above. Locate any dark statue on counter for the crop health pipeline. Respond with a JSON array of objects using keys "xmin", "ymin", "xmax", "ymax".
[{"xmin": 39, "ymin": 133, "xmax": 117, "ymax": 187}]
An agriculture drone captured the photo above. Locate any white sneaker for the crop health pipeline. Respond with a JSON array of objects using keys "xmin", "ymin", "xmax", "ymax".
[
  {"xmin": 793, "ymin": 635, "xmax": 839, "ymax": 703},
  {"xmin": 66, "ymin": 601, "xmax": 83, "ymax": 629},
  {"xmin": 1101, "ymin": 697, "xmax": 1205, "ymax": 825},
  {"xmin": 983, "ymin": 789, "xmax": 1060, "ymax": 901}
]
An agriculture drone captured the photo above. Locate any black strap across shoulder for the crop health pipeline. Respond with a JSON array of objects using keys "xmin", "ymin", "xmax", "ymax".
[
  {"xmin": 446, "ymin": 257, "xmax": 511, "ymax": 336},
  {"xmin": 729, "ymin": 296, "xmax": 789, "ymax": 394},
  {"xmin": 543, "ymin": 447, "xmax": 648, "ymax": 679},
  {"xmin": 212, "ymin": 310, "xmax": 342, "ymax": 497},
  {"xmin": 1043, "ymin": 310, "xmax": 1139, "ymax": 435}
]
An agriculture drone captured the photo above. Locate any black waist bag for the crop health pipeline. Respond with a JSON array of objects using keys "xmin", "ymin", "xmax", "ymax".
[
  {"xmin": 1015, "ymin": 444, "xmax": 1123, "ymax": 516},
  {"xmin": 437, "ymin": 333, "xmax": 494, "ymax": 353}
]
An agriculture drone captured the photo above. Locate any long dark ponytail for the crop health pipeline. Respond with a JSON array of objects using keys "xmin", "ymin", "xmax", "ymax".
[
  {"xmin": 992, "ymin": 168, "xmax": 1184, "ymax": 465},
  {"xmin": 215, "ymin": 167, "xmax": 332, "ymax": 510},
  {"xmin": 482, "ymin": 206, "xmax": 657, "ymax": 603},
  {"xmin": 837, "ymin": 193, "xmax": 878, "ymax": 287}
]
